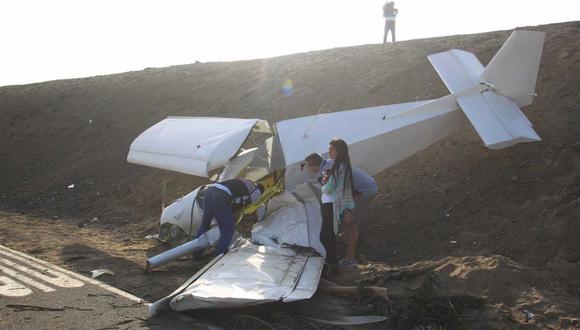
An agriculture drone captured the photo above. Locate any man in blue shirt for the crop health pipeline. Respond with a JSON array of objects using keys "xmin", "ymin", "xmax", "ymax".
[
  {"xmin": 304, "ymin": 153, "xmax": 377, "ymax": 268},
  {"xmin": 197, "ymin": 179, "xmax": 264, "ymax": 256}
]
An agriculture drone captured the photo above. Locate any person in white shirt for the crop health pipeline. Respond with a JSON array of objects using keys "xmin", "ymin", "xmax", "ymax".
[{"xmin": 304, "ymin": 150, "xmax": 377, "ymax": 269}]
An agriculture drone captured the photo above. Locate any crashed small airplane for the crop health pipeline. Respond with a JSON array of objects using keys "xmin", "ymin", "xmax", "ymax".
[{"xmin": 126, "ymin": 30, "xmax": 545, "ymax": 314}]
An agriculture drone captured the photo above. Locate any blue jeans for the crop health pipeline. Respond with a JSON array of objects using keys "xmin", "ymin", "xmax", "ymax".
[{"xmin": 196, "ymin": 187, "xmax": 235, "ymax": 255}]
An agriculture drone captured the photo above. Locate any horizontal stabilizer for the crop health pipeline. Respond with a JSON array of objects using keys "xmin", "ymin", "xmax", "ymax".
[
  {"xmin": 429, "ymin": 30, "xmax": 544, "ymax": 149},
  {"xmin": 428, "ymin": 49, "xmax": 484, "ymax": 93},
  {"xmin": 457, "ymin": 90, "xmax": 540, "ymax": 149}
]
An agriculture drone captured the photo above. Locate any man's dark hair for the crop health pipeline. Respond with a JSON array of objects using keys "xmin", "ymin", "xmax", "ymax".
[{"xmin": 304, "ymin": 153, "xmax": 324, "ymax": 166}]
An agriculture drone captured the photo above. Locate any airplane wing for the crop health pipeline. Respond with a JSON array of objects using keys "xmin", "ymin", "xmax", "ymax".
[
  {"xmin": 168, "ymin": 242, "xmax": 324, "ymax": 310},
  {"xmin": 149, "ymin": 184, "xmax": 324, "ymax": 313},
  {"xmin": 127, "ymin": 117, "xmax": 270, "ymax": 177}
]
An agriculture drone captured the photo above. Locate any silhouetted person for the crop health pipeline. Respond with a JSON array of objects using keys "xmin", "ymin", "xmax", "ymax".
[{"xmin": 383, "ymin": 1, "xmax": 398, "ymax": 44}]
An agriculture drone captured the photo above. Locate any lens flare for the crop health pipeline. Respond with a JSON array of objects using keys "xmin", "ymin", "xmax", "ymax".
[{"xmin": 282, "ymin": 79, "xmax": 293, "ymax": 96}]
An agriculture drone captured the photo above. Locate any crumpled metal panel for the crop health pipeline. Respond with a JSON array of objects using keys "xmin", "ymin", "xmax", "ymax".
[
  {"xmin": 252, "ymin": 186, "xmax": 325, "ymax": 256},
  {"xmin": 169, "ymin": 242, "xmax": 322, "ymax": 311},
  {"xmin": 127, "ymin": 117, "xmax": 259, "ymax": 176}
]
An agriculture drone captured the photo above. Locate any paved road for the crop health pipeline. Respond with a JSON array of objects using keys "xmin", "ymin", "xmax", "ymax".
[{"xmin": 0, "ymin": 244, "xmax": 203, "ymax": 329}]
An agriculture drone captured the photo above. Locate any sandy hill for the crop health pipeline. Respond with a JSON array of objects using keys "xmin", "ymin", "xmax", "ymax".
[{"xmin": 1, "ymin": 21, "xmax": 579, "ymax": 327}]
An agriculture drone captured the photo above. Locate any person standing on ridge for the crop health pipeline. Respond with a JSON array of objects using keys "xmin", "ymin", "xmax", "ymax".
[{"xmin": 383, "ymin": 1, "xmax": 398, "ymax": 44}]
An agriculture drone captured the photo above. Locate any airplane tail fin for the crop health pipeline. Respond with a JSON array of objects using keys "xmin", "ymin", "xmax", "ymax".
[
  {"xmin": 427, "ymin": 30, "xmax": 545, "ymax": 149},
  {"xmin": 481, "ymin": 30, "xmax": 545, "ymax": 107}
]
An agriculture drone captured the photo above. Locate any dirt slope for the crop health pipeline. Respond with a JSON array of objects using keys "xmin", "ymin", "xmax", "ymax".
[{"xmin": 1, "ymin": 21, "xmax": 579, "ymax": 328}]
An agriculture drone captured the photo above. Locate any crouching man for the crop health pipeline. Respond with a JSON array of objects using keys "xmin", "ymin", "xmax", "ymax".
[{"xmin": 196, "ymin": 179, "xmax": 265, "ymax": 256}]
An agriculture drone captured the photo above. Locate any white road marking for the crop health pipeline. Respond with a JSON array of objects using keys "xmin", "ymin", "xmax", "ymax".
[
  {"xmin": 0, "ymin": 275, "xmax": 33, "ymax": 297},
  {"xmin": 0, "ymin": 256, "xmax": 84, "ymax": 288},
  {"xmin": 0, "ymin": 244, "xmax": 143, "ymax": 303},
  {"xmin": 0, "ymin": 264, "xmax": 55, "ymax": 292}
]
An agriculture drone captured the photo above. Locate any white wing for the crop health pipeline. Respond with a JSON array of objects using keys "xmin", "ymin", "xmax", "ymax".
[{"xmin": 127, "ymin": 117, "xmax": 265, "ymax": 177}]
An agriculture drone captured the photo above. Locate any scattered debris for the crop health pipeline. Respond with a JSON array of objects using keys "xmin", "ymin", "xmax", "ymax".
[
  {"xmin": 64, "ymin": 256, "xmax": 88, "ymax": 262},
  {"xmin": 7, "ymin": 304, "xmax": 93, "ymax": 312},
  {"xmin": 63, "ymin": 306, "xmax": 94, "ymax": 311},
  {"xmin": 359, "ymin": 261, "xmax": 446, "ymax": 286},
  {"xmin": 319, "ymin": 279, "xmax": 388, "ymax": 299},
  {"xmin": 144, "ymin": 234, "xmax": 159, "ymax": 240},
  {"xmin": 391, "ymin": 273, "xmax": 485, "ymax": 329},
  {"xmin": 67, "ymin": 184, "xmax": 75, "ymax": 189},
  {"xmin": 90, "ymin": 269, "xmax": 115, "ymax": 279},
  {"xmin": 114, "ymin": 319, "xmax": 134, "ymax": 326},
  {"xmin": 90, "ymin": 217, "xmax": 100, "ymax": 223},
  {"xmin": 87, "ymin": 293, "xmax": 115, "ymax": 298},
  {"xmin": 304, "ymin": 315, "xmax": 388, "ymax": 326},
  {"xmin": 27, "ymin": 247, "xmax": 44, "ymax": 254},
  {"xmin": 560, "ymin": 317, "xmax": 579, "ymax": 328},
  {"xmin": 442, "ymin": 194, "xmax": 468, "ymax": 219},
  {"xmin": 8, "ymin": 304, "xmax": 65, "ymax": 312},
  {"xmin": 523, "ymin": 309, "xmax": 535, "ymax": 322},
  {"xmin": 108, "ymin": 302, "xmax": 144, "ymax": 309},
  {"xmin": 231, "ymin": 314, "xmax": 275, "ymax": 330}
]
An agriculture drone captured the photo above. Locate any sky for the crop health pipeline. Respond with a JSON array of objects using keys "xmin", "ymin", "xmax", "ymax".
[{"xmin": 1, "ymin": 0, "xmax": 578, "ymax": 87}]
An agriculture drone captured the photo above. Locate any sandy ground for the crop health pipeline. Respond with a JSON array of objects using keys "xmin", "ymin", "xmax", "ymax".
[
  {"xmin": 1, "ymin": 21, "xmax": 580, "ymax": 328},
  {"xmin": 1, "ymin": 211, "xmax": 578, "ymax": 329},
  {"xmin": 0, "ymin": 211, "xmax": 200, "ymax": 303}
]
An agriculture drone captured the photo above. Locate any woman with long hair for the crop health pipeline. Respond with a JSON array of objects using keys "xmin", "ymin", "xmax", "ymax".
[{"xmin": 321, "ymin": 138, "xmax": 355, "ymax": 271}]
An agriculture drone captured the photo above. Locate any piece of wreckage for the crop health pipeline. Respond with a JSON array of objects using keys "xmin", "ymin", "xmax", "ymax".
[{"xmin": 126, "ymin": 31, "xmax": 545, "ymax": 315}]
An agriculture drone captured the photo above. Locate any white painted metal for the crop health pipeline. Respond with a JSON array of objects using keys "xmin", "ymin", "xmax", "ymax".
[
  {"xmin": 151, "ymin": 185, "xmax": 325, "ymax": 311},
  {"xmin": 146, "ymin": 227, "xmax": 222, "ymax": 270},
  {"xmin": 456, "ymin": 90, "xmax": 541, "ymax": 149},
  {"xmin": 480, "ymin": 30, "xmax": 545, "ymax": 107},
  {"xmin": 275, "ymin": 99, "xmax": 467, "ymax": 176},
  {"xmin": 132, "ymin": 30, "xmax": 545, "ymax": 312},
  {"xmin": 169, "ymin": 242, "xmax": 322, "ymax": 311},
  {"xmin": 149, "ymin": 255, "xmax": 224, "ymax": 315},
  {"xmin": 283, "ymin": 256, "xmax": 325, "ymax": 302},
  {"xmin": 428, "ymin": 31, "xmax": 544, "ymax": 150},
  {"xmin": 127, "ymin": 117, "xmax": 259, "ymax": 176},
  {"xmin": 218, "ymin": 147, "xmax": 260, "ymax": 181},
  {"xmin": 428, "ymin": 49, "xmax": 484, "ymax": 92},
  {"xmin": 159, "ymin": 187, "xmax": 204, "ymax": 240},
  {"xmin": 251, "ymin": 188, "xmax": 325, "ymax": 256}
]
